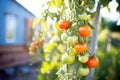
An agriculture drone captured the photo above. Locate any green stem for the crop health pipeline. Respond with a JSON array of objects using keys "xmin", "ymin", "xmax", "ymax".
[{"xmin": 64, "ymin": 64, "xmax": 69, "ymax": 80}]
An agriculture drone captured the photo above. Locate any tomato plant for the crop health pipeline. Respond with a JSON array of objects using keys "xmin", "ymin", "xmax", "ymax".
[
  {"xmin": 87, "ymin": 57, "xmax": 99, "ymax": 68},
  {"xmin": 29, "ymin": 0, "xmax": 102, "ymax": 79}
]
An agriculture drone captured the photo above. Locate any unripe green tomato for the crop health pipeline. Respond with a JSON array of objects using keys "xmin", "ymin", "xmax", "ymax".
[
  {"xmin": 61, "ymin": 32, "xmax": 68, "ymax": 41},
  {"xmin": 79, "ymin": 54, "xmax": 89, "ymax": 63},
  {"xmin": 78, "ymin": 67, "xmax": 90, "ymax": 76},
  {"xmin": 67, "ymin": 36, "xmax": 78, "ymax": 45},
  {"xmin": 61, "ymin": 52, "xmax": 75, "ymax": 64}
]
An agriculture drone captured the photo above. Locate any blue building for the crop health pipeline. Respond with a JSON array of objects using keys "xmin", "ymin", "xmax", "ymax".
[
  {"xmin": 0, "ymin": 0, "xmax": 35, "ymax": 69},
  {"xmin": 0, "ymin": 0, "xmax": 34, "ymax": 45}
]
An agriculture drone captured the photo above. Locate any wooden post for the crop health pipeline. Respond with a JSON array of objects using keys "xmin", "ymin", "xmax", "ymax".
[{"xmin": 86, "ymin": 14, "xmax": 101, "ymax": 80}]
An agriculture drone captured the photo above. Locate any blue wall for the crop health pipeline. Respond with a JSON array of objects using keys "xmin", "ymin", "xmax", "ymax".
[{"xmin": 0, "ymin": 0, "xmax": 34, "ymax": 45}]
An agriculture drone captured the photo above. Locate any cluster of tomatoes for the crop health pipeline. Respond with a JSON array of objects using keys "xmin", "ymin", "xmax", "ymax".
[
  {"xmin": 29, "ymin": 31, "xmax": 45, "ymax": 55},
  {"xmin": 59, "ymin": 20, "xmax": 99, "ymax": 76}
]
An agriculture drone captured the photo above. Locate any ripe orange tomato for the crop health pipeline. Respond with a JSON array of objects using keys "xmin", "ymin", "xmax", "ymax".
[
  {"xmin": 29, "ymin": 47, "xmax": 37, "ymax": 52},
  {"xmin": 78, "ymin": 25, "xmax": 91, "ymax": 37},
  {"xmin": 31, "ymin": 41, "xmax": 40, "ymax": 47},
  {"xmin": 87, "ymin": 57, "xmax": 99, "ymax": 68},
  {"xmin": 41, "ymin": 38, "xmax": 45, "ymax": 43},
  {"xmin": 59, "ymin": 20, "xmax": 70, "ymax": 30},
  {"xmin": 75, "ymin": 43, "xmax": 87, "ymax": 53}
]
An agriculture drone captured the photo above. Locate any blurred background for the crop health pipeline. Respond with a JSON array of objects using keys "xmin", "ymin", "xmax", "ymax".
[
  {"xmin": 0, "ymin": 0, "xmax": 120, "ymax": 80},
  {"xmin": 0, "ymin": 0, "xmax": 38, "ymax": 80}
]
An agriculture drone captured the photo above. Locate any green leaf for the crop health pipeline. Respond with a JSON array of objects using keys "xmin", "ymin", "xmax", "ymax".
[
  {"xmin": 55, "ymin": 0, "xmax": 64, "ymax": 7},
  {"xmin": 48, "ymin": 12, "xmax": 58, "ymax": 20}
]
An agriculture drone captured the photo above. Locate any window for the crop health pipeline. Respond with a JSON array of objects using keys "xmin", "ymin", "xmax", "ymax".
[{"xmin": 5, "ymin": 13, "xmax": 16, "ymax": 43}]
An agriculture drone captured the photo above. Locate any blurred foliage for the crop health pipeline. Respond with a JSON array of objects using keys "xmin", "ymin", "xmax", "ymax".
[
  {"xmin": 94, "ymin": 18, "xmax": 120, "ymax": 80},
  {"xmin": 99, "ymin": 0, "xmax": 112, "ymax": 7},
  {"xmin": 116, "ymin": 0, "xmax": 120, "ymax": 11},
  {"xmin": 100, "ymin": 18, "xmax": 120, "ymax": 32}
]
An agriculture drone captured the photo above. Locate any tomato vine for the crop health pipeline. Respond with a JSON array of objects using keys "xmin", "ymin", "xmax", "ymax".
[{"xmin": 28, "ymin": 0, "xmax": 103, "ymax": 80}]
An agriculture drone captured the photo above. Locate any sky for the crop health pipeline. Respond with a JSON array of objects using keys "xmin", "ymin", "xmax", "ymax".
[
  {"xmin": 100, "ymin": 0, "xmax": 119, "ymax": 21},
  {"xmin": 16, "ymin": 0, "xmax": 120, "ymax": 21}
]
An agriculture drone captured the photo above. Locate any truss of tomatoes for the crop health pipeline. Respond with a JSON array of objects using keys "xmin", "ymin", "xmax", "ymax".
[
  {"xmin": 29, "ymin": 31, "xmax": 45, "ymax": 55},
  {"xmin": 59, "ymin": 20, "xmax": 99, "ymax": 76}
]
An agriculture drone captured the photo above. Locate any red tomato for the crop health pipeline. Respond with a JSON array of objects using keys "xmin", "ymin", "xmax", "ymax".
[
  {"xmin": 59, "ymin": 20, "xmax": 70, "ymax": 30},
  {"xmin": 31, "ymin": 41, "xmax": 40, "ymax": 47},
  {"xmin": 75, "ymin": 43, "xmax": 87, "ymax": 53},
  {"xmin": 87, "ymin": 57, "xmax": 99, "ymax": 68},
  {"xmin": 78, "ymin": 25, "xmax": 91, "ymax": 37}
]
